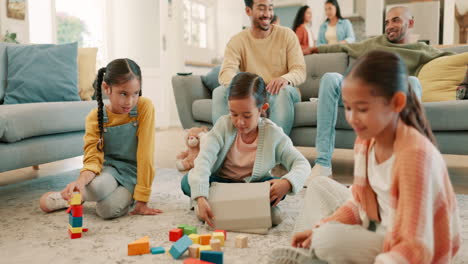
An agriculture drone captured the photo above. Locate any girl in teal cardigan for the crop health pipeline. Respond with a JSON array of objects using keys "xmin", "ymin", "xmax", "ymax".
[{"xmin": 180, "ymin": 72, "xmax": 311, "ymax": 227}]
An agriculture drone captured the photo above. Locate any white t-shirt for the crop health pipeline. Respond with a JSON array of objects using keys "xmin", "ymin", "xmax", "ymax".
[
  {"xmin": 306, "ymin": 26, "xmax": 315, "ymax": 47},
  {"xmin": 367, "ymin": 146, "xmax": 395, "ymax": 234},
  {"xmin": 325, "ymin": 25, "xmax": 338, "ymax": 44}
]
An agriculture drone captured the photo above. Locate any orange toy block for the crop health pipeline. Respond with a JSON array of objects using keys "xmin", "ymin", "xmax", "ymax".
[
  {"xmin": 128, "ymin": 236, "xmax": 151, "ymax": 256},
  {"xmin": 199, "ymin": 234, "xmax": 211, "ymax": 245},
  {"xmin": 183, "ymin": 259, "xmax": 214, "ymax": 264}
]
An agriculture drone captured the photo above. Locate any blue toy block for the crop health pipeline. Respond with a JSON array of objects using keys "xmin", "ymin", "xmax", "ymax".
[
  {"xmin": 200, "ymin": 251, "xmax": 223, "ymax": 264},
  {"xmin": 169, "ymin": 235, "xmax": 193, "ymax": 259},
  {"xmin": 68, "ymin": 215, "xmax": 83, "ymax": 228},
  {"xmin": 151, "ymin": 247, "xmax": 165, "ymax": 255}
]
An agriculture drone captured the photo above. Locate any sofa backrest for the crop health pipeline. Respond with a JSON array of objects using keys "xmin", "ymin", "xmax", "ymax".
[{"xmin": 299, "ymin": 52, "xmax": 348, "ymax": 101}]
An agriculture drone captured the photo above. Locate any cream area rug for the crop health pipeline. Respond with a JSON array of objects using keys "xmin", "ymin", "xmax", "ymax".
[{"xmin": 0, "ymin": 168, "xmax": 467, "ymax": 264}]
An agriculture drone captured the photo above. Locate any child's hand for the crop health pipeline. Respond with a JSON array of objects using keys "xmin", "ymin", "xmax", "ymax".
[
  {"xmin": 130, "ymin": 201, "xmax": 163, "ymax": 215},
  {"xmin": 196, "ymin": 197, "xmax": 215, "ymax": 228},
  {"xmin": 269, "ymin": 179, "xmax": 292, "ymax": 207},
  {"xmin": 291, "ymin": 229, "xmax": 313, "ymax": 248},
  {"xmin": 61, "ymin": 181, "xmax": 85, "ymax": 201}
]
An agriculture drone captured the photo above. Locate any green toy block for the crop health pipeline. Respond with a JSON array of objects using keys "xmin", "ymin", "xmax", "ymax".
[{"xmin": 184, "ymin": 226, "xmax": 197, "ymax": 235}]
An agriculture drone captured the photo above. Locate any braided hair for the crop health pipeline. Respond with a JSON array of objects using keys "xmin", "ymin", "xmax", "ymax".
[{"xmin": 93, "ymin": 58, "xmax": 142, "ymax": 151}]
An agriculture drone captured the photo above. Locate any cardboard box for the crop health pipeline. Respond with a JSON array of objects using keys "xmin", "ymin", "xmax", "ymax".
[{"xmin": 209, "ymin": 182, "xmax": 271, "ymax": 231}]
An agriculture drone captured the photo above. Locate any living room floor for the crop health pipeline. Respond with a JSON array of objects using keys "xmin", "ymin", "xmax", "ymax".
[{"xmin": 1, "ymin": 127, "xmax": 468, "ymax": 194}]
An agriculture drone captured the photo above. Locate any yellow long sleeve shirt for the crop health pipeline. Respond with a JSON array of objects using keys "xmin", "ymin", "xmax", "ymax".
[
  {"xmin": 80, "ymin": 97, "xmax": 155, "ymax": 202},
  {"xmin": 219, "ymin": 25, "xmax": 306, "ymax": 87}
]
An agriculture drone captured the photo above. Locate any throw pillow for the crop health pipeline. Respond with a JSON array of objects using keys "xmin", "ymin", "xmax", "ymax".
[
  {"xmin": 77, "ymin": 47, "xmax": 98, "ymax": 100},
  {"xmin": 0, "ymin": 42, "xmax": 17, "ymax": 104},
  {"xmin": 418, "ymin": 52, "xmax": 468, "ymax": 102},
  {"xmin": 201, "ymin": 65, "xmax": 221, "ymax": 92},
  {"xmin": 3, "ymin": 42, "xmax": 80, "ymax": 104}
]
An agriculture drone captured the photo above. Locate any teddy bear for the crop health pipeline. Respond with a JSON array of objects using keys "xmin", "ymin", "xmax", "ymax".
[{"xmin": 176, "ymin": 126, "xmax": 209, "ymax": 171}]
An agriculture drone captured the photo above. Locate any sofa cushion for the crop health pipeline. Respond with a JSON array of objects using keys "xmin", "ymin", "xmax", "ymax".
[
  {"xmin": 418, "ymin": 52, "xmax": 468, "ymax": 102},
  {"xmin": 201, "ymin": 65, "xmax": 221, "ymax": 92},
  {"xmin": 4, "ymin": 42, "xmax": 80, "ymax": 104},
  {"xmin": 298, "ymin": 53, "xmax": 348, "ymax": 101},
  {"xmin": 0, "ymin": 101, "xmax": 97, "ymax": 143},
  {"xmin": 193, "ymin": 99, "xmax": 212, "ymax": 124},
  {"xmin": 77, "ymin": 47, "xmax": 98, "ymax": 101},
  {"xmin": 293, "ymin": 101, "xmax": 317, "ymax": 127},
  {"xmin": 0, "ymin": 42, "xmax": 16, "ymax": 104}
]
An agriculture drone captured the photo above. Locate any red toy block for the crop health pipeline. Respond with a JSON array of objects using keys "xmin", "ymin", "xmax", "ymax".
[
  {"xmin": 169, "ymin": 228, "xmax": 183, "ymax": 242},
  {"xmin": 83, "ymin": 228, "xmax": 88, "ymax": 232},
  {"xmin": 215, "ymin": 230, "xmax": 227, "ymax": 240},
  {"xmin": 183, "ymin": 258, "xmax": 214, "ymax": 264},
  {"xmin": 67, "ymin": 205, "xmax": 83, "ymax": 217},
  {"xmin": 68, "ymin": 229, "xmax": 82, "ymax": 239}
]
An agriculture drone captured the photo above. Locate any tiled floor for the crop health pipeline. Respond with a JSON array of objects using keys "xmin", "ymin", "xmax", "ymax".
[{"xmin": 1, "ymin": 127, "xmax": 468, "ymax": 194}]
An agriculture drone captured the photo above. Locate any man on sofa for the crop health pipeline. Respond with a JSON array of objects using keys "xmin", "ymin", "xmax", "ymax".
[
  {"xmin": 307, "ymin": 6, "xmax": 453, "ymax": 180},
  {"xmin": 212, "ymin": 0, "xmax": 306, "ymax": 135}
]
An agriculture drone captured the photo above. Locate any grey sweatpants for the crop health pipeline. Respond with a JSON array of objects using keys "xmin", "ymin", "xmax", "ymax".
[
  {"xmin": 293, "ymin": 177, "xmax": 385, "ymax": 264},
  {"xmin": 83, "ymin": 166, "xmax": 134, "ymax": 219}
]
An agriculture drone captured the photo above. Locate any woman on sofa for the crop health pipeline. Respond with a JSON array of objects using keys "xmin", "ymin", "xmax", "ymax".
[
  {"xmin": 316, "ymin": 0, "xmax": 355, "ymax": 46},
  {"xmin": 39, "ymin": 58, "xmax": 162, "ymax": 219},
  {"xmin": 292, "ymin": 5, "xmax": 315, "ymax": 55}
]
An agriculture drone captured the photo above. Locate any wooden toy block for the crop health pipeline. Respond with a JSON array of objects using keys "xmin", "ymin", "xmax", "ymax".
[
  {"xmin": 200, "ymin": 251, "xmax": 223, "ymax": 264},
  {"xmin": 150, "ymin": 246, "xmax": 165, "ymax": 255},
  {"xmin": 68, "ymin": 229, "xmax": 82, "ymax": 239},
  {"xmin": 188, "ymin": 244, "xmax": 201, "ymax": 258},
  {"xmin": 212, "ymin": 232, "xmax": 225, "ymax": 246},
  {"xmin": 184, "ymin": 225, "xmax": 197, "ymax": 235},
  {"xmin": 169, "ymin": 228, "xmax": 184, "ymax": 242},
  {"xmin": 82, "ymin": 228, "xmax": 88, "ymax": 232},
  {"xmin": 188, "ymin": 234, "xmax": 200, "ymax": 244},
  {"xmin": 178, "ymin": 224, "xmax": 189, "ymax": 230},
  {"xmin": 68, "ymin": 225, "xmax": 83, "ymax": 233},
  {"xmin": 214, "ymin": 230, "xmax": 227, "ymax": 240},
  {"xmin": 209, "ymin": 239, "xmax": 221, "ymax": 251},
  {"xmin": 169, "ymin": 235, "xmax": 193, "ymax": 259},
  {"xmin": 69, "ymin": 193, "xmax": 82, "ymax": 205},
  {"xmin": 67, "ymin": 205, "xmax": 83, "ymax": 217},
  {"xmin": 69, "ymin": 215, "xmax": 83, "ymax": 228},
  {"xmin": 235, "ymin": 235, "xmax": 248, "ymax": 248},
  {"xmin": 128, "ymin": 236, "xmax": 150, "ymax": 256},
  {"xmin": 183, "ymin": 258, "xmax": 214, "ymax": 264},
  {"xmin": 199, "ymin": 245, "xmax": 212, "ymax": 253},
  {"xmin": 199, "ymin": 234, "xmax": 211, "ymax": 245}
]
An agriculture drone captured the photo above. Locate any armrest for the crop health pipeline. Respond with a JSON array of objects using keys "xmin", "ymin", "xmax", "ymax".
[{"xmin": 172, "ymin": 75, "xmax": 211, "ymax": 129}]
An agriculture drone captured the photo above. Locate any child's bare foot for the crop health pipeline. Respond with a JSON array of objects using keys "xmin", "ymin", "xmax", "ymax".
[{"xmin": 39, "ymin": 191, "xmax": 69, "ymax": 213}]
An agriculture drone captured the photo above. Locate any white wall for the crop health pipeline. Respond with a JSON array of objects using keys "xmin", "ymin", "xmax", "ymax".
[
  {"xmin": 0, "ymin": 0, "xmax": 30, "ymax": 43},
  {"xmin": 444, "ymin": 0, "xmax": 455, "ymax": 45},
  {"xmin": 28, "ymin": 0, "xmax": 55, "ymax": 44},
  {"xmin": 365, "ymin": 0, "xmax": 384, "ymax": 37},
  {"xmin": 216, "ymin": 0, "xmax": 248, "ymax": 58}
]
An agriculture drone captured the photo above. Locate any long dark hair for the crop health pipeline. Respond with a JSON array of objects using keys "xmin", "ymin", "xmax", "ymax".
[
  {"xmin": 228, "ymin": 72, "xmax": 268, "ymax": 116},
  {"xmin": 325, "ymin": 0, "xmax": 343, "ymax": 20},
  {"xmin": 292, "ymin": 5, "xmax": 310, "ymax": 32},
  {"xmin": 347, "ymin": 50, "xmax": 436, "ymax": 144},
  {"xmin": 93, "ymin": 58, "xmax": 142, "ymax": 151}
]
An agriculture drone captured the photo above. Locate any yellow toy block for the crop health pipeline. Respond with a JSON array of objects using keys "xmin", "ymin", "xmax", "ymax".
[
  {"xmin": 188, "ymin": 244, "xmax": 201, "ymax": 258},
  {"xmin": 212, "ymin": 232, "xmax": 225, "ymax": 246},
  {"xmin": 68, "ymin": 225, "xmax": 83, "ymax": 233},
  {"xmin": 199, "ymin": 234, "xmax": 211, "ymax": 245},
  {"xmin": 189, "ymin": 234, "xmax": 200, "ymax": 244},
  {"xmin": 199, "ymin": 245, "xmax": 212, "ymax": 253},
  {"xmin": 128, "ymin": 236, "xmax": 150, "ymax": 256},
  {"xmin": 210, "ymin": 239, "xmax": 221, "ymax": 251},
  {"xmin": 69, "ymin": 193, "xmax": 82, "ymax": 205}
]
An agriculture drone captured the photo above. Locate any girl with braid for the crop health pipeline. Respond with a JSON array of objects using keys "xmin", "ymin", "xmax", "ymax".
[
  {"xmin": 39, "ymin": 58, "xmax": 162, "ymax": 219},
  {"xmin": 271, "ymin": 51, "xmax": 460, "ymax": 263}
]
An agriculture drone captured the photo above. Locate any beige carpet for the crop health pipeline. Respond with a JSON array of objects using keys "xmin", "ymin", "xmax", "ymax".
[{"xmin": 0, "ymin": 168, "xmax": 467, "ymax": 264}]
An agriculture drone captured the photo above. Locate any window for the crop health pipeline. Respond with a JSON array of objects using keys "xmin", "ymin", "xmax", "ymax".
[{"xmin": 183, "ymin": 0, "xmax": 211, "ymax": 49}]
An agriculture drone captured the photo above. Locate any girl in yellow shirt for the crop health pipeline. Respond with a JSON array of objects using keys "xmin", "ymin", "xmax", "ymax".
[{"xmin": 39, "ymin": 58, "xmax": 162, "ymax": 219}]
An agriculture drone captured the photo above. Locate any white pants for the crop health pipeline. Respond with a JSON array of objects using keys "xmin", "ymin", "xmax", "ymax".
[
  {"xmin": 83, "ymin": 166, "xmax": 134, "ymax": 219},
  {"xmin": 294, "ymin": 177, "xmax": 385, "ymax": 264}
]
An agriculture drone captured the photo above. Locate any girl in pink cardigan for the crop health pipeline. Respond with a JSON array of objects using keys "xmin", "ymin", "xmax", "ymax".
[{"xmin": 271, "ymin": 50, "xmax": 461, "ymax": 264}]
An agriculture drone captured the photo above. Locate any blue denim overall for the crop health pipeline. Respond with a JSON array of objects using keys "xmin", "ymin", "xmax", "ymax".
[{"xmin": 83, "ymin": 106, "xmax": 139, "ymax": 219}]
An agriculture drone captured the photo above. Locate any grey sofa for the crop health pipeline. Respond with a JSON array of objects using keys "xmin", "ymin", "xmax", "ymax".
[{"xmin": 172, "ymin": 46, "xmax": 468, "ymax": 155}]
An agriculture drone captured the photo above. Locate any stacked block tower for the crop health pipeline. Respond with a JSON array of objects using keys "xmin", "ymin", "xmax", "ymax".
[{"xmin": 67, "ymin": 193, "xmax": 87, "ymax": 239}]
